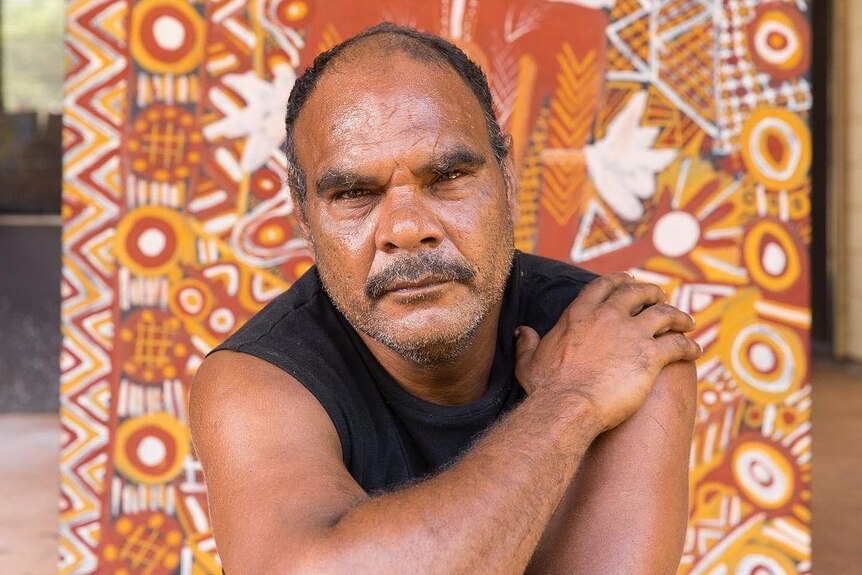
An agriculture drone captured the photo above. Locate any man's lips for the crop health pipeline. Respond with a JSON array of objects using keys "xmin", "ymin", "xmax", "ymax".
[{"xmin": 384, "ymin": 276, "xmax": 452, "ymax": 294}]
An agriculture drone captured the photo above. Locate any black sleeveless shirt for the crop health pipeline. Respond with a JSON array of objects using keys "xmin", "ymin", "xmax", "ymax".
[{"xmin": 214, "ymin": 251, "xmax": 596, "ymax": 492}]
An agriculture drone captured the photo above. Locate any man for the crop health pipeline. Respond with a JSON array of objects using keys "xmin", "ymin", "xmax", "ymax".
[{"xmin": 190, "ymin": 23, "xmax": 702, "ymax": 574}]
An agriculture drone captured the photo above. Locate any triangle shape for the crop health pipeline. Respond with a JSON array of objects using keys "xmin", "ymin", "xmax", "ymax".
[{"xmin": 570, "ymin": 199, "xmax": 632, "ymax": 263}]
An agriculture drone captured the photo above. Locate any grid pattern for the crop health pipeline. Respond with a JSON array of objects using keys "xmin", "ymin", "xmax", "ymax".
[{"xmin": 715, "ymin": 0, "xmax": 812, "ymax": 154}]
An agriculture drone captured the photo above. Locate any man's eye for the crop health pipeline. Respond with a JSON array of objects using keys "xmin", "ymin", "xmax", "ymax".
[
  {"xmin": 333, "ymin": 189, "xmax": 370, "ymax": 201},
  {"xmin": 436, "ymin": 170, "xmax": 464, "ymax": 182}
]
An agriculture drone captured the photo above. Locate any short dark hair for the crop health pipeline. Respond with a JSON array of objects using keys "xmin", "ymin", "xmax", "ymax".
[{"xmin": 284, "ymin": 22, "xmax": 510, "ymax": 214}]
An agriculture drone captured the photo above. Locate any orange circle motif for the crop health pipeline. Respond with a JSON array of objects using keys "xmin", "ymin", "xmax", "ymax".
[
  {"xmin": 747, "ymin": 3, "xmax": 811, "ymax": 80},
  {"xmin": 128, "ymin": 104, "xmax": 203, "ymax": 182},
  {"xmin": 101, "ymin": 511, "xmax": 184, "ymax": 575},
  {"xmin": 118, "ymin": 308, "xmax": 192, "ymax": 384},
  {"xmin": 131, "ymin": 0, "xmax": 204, "ymax": 75},
  {"xmin": 267, "ymin": 0, "xmax": 313, "ymax": 26},
  {"xmin": 740, "ymin": 107, "xmax": 810, "ymax": 191}
]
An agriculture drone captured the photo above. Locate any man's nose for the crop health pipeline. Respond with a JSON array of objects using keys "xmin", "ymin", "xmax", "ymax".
[{"xmin": 375, "ymin": 187, "xmax": 444, "ymax": 252}]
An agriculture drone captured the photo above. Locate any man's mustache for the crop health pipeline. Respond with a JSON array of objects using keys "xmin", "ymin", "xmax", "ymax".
[{"xmin": 365, "ymin": 252, "xmax": 476, "ymax": 300}]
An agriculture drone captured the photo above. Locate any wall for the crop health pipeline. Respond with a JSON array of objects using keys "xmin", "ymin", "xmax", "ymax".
[
  {"xmin": 834, "ymin": 0, "xmax": 862, "ymax": 361},
  {"xmin": 60, "ymin": 1, "xmax": 813, "ymax": 573}
]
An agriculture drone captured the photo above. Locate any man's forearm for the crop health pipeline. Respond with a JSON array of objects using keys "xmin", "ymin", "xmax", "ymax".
[
  {"xmin": 527, "ymin": 361, "xmax": 697, "ymax": 574},
  {"xmin": 293, "ymin": 388, "xmax": 601, "ymax": 575}
]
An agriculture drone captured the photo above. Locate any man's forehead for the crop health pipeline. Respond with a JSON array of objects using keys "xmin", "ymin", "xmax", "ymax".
[
  {"xmin": 295, "ymin": 48, "xmax": 489, "ymax": 166},
  {"xmin": 311, "ymin": 48, "xmax": 473, "ymax": 111}
]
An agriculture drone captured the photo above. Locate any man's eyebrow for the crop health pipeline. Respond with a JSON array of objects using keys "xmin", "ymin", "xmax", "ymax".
[
  {"xmin": 315, "ymin": 169, "xmax": 378, "ymax": 196},
  {"xmin": 314, "ymin": 148, "xmax": 487, "ymax": 195},
  {"xmin": 428, "ymin": 148, "xmax": 486, "ymax": 174}
]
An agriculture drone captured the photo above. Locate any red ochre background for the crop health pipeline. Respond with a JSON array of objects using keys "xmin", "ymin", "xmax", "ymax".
[{"xmin": 61, "ymin": 1, "xmax": 813, "ymax": 573}]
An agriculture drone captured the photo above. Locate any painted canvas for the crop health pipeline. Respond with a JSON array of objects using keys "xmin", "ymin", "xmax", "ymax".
[{"xmin": 61, "ymin": 0, "xmax": 812, "ymax": 573}]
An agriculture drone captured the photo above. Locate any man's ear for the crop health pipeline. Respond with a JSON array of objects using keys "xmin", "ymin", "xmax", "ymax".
[
  {"xmin": 502, "ymin": 135, "xmax": 520, "ymax": 225},
  {"xmin": 291, "ymin": 194, "xmax": 317, "ymax": 263}
]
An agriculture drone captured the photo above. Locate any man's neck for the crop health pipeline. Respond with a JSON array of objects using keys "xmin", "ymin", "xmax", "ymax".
[{"xmin": 359, "ymin": 302, "xmax": 503, "ymax": 406}]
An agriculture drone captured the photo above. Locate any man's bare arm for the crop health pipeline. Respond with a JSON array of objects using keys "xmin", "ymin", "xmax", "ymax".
[
  {"xmin": 527, "ymin": 360, "xmax": 697, "ymax": 575},
  {"xmin": 190, "ymin": 274, "xmax": 701, "ymax": 574}
]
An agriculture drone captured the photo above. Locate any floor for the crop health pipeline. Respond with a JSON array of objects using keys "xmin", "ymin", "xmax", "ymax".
[
  {"xmin": 809, "ymin": 359, "xmax": 862, "ymax": 574},
  {"xmin": 0, "ymin": 414, "xmax": 60, "ymax": 574},
  {"xmin": 0, "ymin": 363, "xmax": 859, "ymax": 573}
]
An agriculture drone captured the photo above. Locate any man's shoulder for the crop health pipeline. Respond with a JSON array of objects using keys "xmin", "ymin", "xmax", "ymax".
[
  {"xmin": 516, "ymin": 251, "xmax": 599, "ymax": 289},
  {"xmin": 214, "ymin": 266, "xmax": 328, "ymax": 354},
  {"xmin": 514, "ymin": 252, "xmax": 599, "ymax": 336}
]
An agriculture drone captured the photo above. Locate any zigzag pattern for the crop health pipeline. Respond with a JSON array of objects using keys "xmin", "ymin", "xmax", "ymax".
[
  {"xmin": 514, "ymin": 106, "xmax": 548, "ymax": 253},
  {"xmin": 60, "ymin": 1, "xmax": 129, "ymax": 573},
  {"xmin": 539, "ymin": 45, "xmax": 599, "ymax": 226}
]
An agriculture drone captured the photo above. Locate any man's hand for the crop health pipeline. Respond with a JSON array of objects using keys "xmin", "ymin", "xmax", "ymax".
[{"xmin": 514, "ymin": 272, "xmax": 702, "ymax": 432}]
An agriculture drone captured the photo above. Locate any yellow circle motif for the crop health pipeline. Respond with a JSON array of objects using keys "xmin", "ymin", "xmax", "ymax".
[
  {"xmin": 131, "ymin": 0, "xmax": 204, "ymax": 75},
  {"xmin": 731, "ymin": 441, "xmax": 795, "ymax": 510},
  {"xmin": 743, "ymin": 220, "xmax": 801, "ymax": 293},
  {"xmin": 115, "ymin": 206, "xmax": 193, "ymax": 278},
  {"xmin": 168, "ymin": 278, "xmax": 214, "ymax": 320},
  {"xmin": 727, "ymin": 319, "xmax": 805, "ymax": 404},
  {"xmin": 114, "ymin": 413, "xmax": 190, "ymax": 485},
  {"xmin": 740, "ymin": 107, "xmax": 810, "ymax": 191}
]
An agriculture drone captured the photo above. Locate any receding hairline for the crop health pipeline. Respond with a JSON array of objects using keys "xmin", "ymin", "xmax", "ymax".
[
  {"xmin": 296, "ymin": 33, "xmax": 473, "ymax": 120},
  {"xmin": 284, "ymin": 23, "xmax": 512, "ymax": 212}
]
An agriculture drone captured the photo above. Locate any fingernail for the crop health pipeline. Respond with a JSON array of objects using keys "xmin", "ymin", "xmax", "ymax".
[{"xmin": 514, "ymin": 328, "xmax": 522, "ymax": 338}]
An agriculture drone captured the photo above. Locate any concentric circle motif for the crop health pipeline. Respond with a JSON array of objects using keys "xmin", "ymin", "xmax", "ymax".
[
  {"xmin": 116, "ymin": 206, "xmax": 193, "ymax": 277},
  {"xmin": 729, "ymin": 320, "xmax": 804, "ymax": 404},
  {"xmin": 743, "ymin": 220, "xmax": 802, "ymax": 293},
  {"xmin": 731, "ymin": 545, "xmax": 797, "ymax": 575},
  {"xmin": 252, "ymin": 167, "xmax": 283, "ymax": 200},
  {"xmin": 169, "ymin": 278, "xmax": 214, "ymax": 320},
  {"xmin": 115, "ymin": 413, "xmax": 189, "ymax": 485},
  {"xmin": 232, "ymin": 195, "xmax": 308, "ymax": 267},
  {"xmin": 208, "ymin": 307, "xmax": 237, "ymax": 335},
  {"xmin": 747, "ymin": 3, "xmax": 811, "ymax": 80},
  {"xmin": 266, "ymin": 0, "xmax": 313, "ymax": 27},
  {"xmin": 131, "ymin": 0, "xmax": 204, "ymax": 74},
  {"xmin": 101, "ymin": 511, "xmax": 183, "ymax": 574},
  {"xmin": 118, "ymin": 308, "xmax": 192, "ymax": 384},
  {"xmin": 128, "ymin": 104, "xmax": 204, "ymax": 182},
  {"xmin": 731, "ymin": 441, "xmax": 795, "ymax": 510},
  {"xmin": 740, "ymin": 107, "xmax": 811, "ymax": 191}
]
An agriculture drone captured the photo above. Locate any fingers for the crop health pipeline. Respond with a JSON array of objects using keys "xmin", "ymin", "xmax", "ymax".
[
  {"xmin": 574, "ymin": 272, "xmax": 636, "ymax": 309},
  {"xmin": 514, "ymin": 326, "xmax": 541, "ymax": 392},
  {"xmin": 638, "ymin": 303, "xmax": 696, "ymax": 335},
  {"xmin": 653, "ymin": 332, "xmax": 702, "ymax": 365},
  {"xmin": 605, "ymin": 282, "xmax": 667, "ymax": 316}
]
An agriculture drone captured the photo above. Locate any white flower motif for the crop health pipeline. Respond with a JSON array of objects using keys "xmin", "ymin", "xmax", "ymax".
[
  {"xmin": 584, "ymin": 90, "xmax": 677, "ymax": 221},
  {"xmin": 204, "ymin": 63, "xmax": 296, "ymax": 173}
]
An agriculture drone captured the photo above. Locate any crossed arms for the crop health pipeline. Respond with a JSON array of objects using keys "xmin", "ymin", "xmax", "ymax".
[{"xmin": 191, "ymin": 273, "xmax": 700, "ymax": 574}]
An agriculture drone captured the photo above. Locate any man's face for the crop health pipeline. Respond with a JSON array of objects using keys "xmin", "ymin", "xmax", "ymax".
[{"xmin": 293, "ymin": 48, "xmax": 516, "ymax": 364}]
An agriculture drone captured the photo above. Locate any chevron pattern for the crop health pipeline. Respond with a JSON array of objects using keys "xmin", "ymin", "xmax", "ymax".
[
  {"xmin": 539, "ymin": 45, "xmax": 600, "ymax": 227},
  {"xmin": 60, "ymin": 1, "xmax": 129, "ymax": 573}
]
